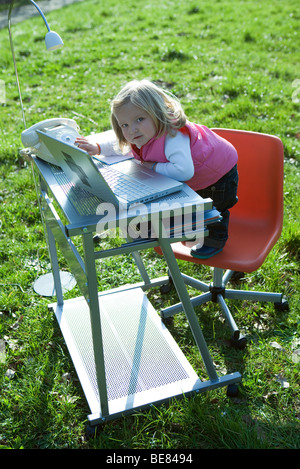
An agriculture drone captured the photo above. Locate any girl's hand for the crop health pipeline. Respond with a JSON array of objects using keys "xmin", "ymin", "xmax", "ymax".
[
  {"xmin": 134, "ymin": 160, "xmax": 157, "ymax": 170},
  {"xmin": 75, "ymin": 137, "xmax": 100, "ymax": 155},
  {"xmin": 141, "ymin": 161, "xmax": 153, "ymax": 169}
]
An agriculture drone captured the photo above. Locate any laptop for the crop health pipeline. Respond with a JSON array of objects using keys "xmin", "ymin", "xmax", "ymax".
[{"xmin": 36, "ymin": 131, "xmax": 184, "ymax": 207}]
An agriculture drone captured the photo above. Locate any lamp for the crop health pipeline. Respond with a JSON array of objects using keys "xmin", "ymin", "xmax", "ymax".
[
  {"xmin": 10, "ymin": 0, "xmax": 64, "ymax": 50},
  {"xmin": 45, "ymin": 30, "xmax": 64, "ymax": 50},
  {"xmin": 8, "ymin": 0, "xmax": 64, "ymax": 128},
  {"xmin": 8, "ymin": 0, "xmax": 75, "ymax": 296}
]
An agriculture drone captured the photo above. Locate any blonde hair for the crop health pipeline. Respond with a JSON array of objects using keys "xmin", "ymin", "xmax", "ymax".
[{"xmin": 111, "ymin": 79, "xmax": 186, "ymax": 150}]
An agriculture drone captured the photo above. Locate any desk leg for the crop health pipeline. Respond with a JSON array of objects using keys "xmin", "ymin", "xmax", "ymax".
[
  {"xmin": 159, "ymin": 236, "xmax": 218, "ymax": 382},
  {"xmin": 131, "ymin": 251, "xmax": 151, "ymax": 284},
  {"xmin": 125, "ymin": 234, "xmax": 151, "ymax": 285},
  {"xmin": 82, "ymin": 231, "xmax": 109, "ymax": 418},
  {"xmin": 45, "ymin": 221, "xmax": 64, "ymax": 306}
]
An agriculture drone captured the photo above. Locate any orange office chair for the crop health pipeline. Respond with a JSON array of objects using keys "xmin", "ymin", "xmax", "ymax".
[{"xmin": 156, "ymin": 129, "xmax": 288, "ymax": 349}]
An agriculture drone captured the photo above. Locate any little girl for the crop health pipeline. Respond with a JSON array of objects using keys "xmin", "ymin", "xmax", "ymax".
[{"xmin": 75, "ymin": 79, "xmax": 238, "ymax": 259}]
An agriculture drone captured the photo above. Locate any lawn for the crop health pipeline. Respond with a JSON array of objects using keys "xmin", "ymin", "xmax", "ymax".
[{"xmin": 0, "ymin": 0, "xmax": 299, "ymax": 449}]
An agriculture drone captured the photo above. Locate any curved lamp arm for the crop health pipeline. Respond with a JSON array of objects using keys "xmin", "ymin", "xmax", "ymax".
[
  {"xmin": 7, "ymin": 1, "xmax": 73, "ymax": 297},
  {"xmin": 8, "ymin": 0, "xmax": 64, "ymax": 128}
]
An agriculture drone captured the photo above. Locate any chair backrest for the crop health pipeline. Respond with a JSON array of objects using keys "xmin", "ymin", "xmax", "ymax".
[
  {"xmin": 155, "ymin": 129, "xmax": 284, "ymax": 272},
  {"xmin": 212, "ymin": 128, "xmax": 284, "ymax": 234}
]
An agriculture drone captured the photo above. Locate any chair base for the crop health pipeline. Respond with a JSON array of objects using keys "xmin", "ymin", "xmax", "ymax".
[{"xmin": 161, "ymin": 268, "xmax": 287, "ymax": 349}]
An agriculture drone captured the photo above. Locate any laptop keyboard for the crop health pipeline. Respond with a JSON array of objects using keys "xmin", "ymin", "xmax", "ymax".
[{"xmin": 96, "ymin": 163, "xmax": 154, "ymax": 199}]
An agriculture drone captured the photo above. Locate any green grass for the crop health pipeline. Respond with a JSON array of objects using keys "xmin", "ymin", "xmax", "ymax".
[{"xmin": 0, "ymin": 0, "xmax": 299, "ymax": 449}]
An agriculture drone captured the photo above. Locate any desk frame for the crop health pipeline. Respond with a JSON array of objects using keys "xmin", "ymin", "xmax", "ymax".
[{"xmin": 33, "ymin": 157, "xmax": 241, "ymax": 426}]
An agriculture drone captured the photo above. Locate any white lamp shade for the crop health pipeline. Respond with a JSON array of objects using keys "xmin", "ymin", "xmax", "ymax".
[{"xmin": 45, "ymin": 31, "xmax": 64, "ymax": 50}]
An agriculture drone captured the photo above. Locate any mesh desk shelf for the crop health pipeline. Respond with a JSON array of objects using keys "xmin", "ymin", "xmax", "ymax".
[{"xmin": 33, "ymin": 156, "xmax": 241, "ymax": 425}]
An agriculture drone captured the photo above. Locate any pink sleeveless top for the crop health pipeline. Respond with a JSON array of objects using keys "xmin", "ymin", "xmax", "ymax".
[{"xmin": 130, "ymin": 122, "xmax": 238, "ymax": 190}]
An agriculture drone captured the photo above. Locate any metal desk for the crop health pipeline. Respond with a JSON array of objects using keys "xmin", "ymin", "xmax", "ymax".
[{"xmin": 33, "ymin": 155, "xmax": 241, "ymax": 426}]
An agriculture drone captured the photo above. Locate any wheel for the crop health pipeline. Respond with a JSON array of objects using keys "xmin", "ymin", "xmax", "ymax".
[
  {"xmin": 160, "ymin": 276, "xmax": 173, "ymax": 294},
  {"xmin": 160, "ymin": 283, "xmax": 172, "ymax": 294},
  {"xmin": 274, "ymin": 297, "xmax": 289, "ymax": 312},
  {"xmin": 230, "ymin": 333, "xmax": 247, "ymax": 350},
  {"xmin": 226, "ymin": 383, "xmax": 239, "ymax": 398},
  {"xmin": 93, "ymin": 234, "xmax": 102, "ymax": 244},
  {"xmin": 161, "ymin": 316, "xmax": 174, "ymax": 327},
  {"xmin": 231, "ymin": 271, "xmax": 245, "ymax": 282}
]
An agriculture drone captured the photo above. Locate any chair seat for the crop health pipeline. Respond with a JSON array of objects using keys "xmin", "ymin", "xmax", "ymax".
[{"xmin": 156, "ymin": 214, "xmax": 282, "ymax": 273}]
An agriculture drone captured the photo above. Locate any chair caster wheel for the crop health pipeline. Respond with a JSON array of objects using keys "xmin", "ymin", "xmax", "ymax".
[
  {"xmin": 93, "ymin": 234, "xmax": 102, "ymax": 244},
  {"xmin": 160, "ymin": 283, "xmax": 172, "ymax": 294},
  {"xmin": 274, "ymin": 297, "xmax": 289, "ymax": 312},
  {"xmin": 230, "ymin": 332, "xmax": 247, "ymax": 350},
  {"xmin": 231, "ymin": 271, "xmax": 245, "ymax": 282},
  {"xmin": 161, "ymin": 316, "xmax": 174, "ymax": 327},
  {"xmin": 160, "ymin": 277, "xmax": 173, "ymax": 294},
  {"xmin": 226, "ymin": 384, "xmax": 239, "ymax": 398}
]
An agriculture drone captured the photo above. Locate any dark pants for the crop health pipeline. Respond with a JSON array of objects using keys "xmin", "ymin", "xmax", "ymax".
[
  {"xmin": 196, "ymin": 164, "xmax": 238, "ymax": 249},
  {"xmin": 135, "ymin": 165, "xmax": 238, "ymax": 243}
]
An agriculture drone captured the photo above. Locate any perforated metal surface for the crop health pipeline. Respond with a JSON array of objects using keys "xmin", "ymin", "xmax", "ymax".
[
  {"xmin": 50, "ymin": 288, "xmax": 202, "ymax": 418},
  {"xmin": 100, "ymin": 292, "xmax": 189, "ymax": 400},
  {"xmin": 50, "ymin": 163, "xmax": 101, "ymax": 215}
]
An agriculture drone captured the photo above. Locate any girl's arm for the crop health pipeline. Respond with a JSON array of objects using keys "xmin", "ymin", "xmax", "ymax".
[
  {"xmin": 75, "ymin": 130, "xmax": 125, "ymax": 156},
  {"xmin": 154, "ymin": 132, "xmax": 194, "ymax": 181}
]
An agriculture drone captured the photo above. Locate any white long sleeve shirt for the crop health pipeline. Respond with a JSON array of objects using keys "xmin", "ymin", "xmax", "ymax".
[{"xmin": 89, "ymin": 130, "xmax": 194, "ymax": 181}]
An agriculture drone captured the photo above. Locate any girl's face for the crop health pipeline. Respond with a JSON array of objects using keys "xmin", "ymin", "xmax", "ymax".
[{"xmin": 114, "ymin": 101, "xmax": 157, "ymax": 148}]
